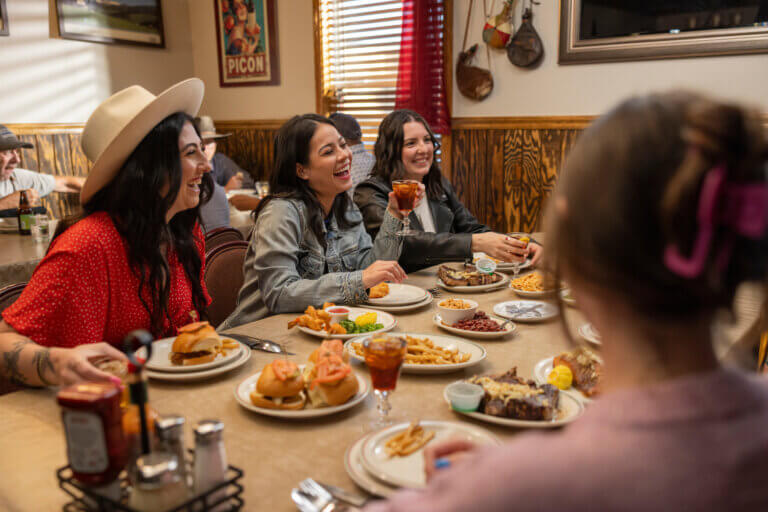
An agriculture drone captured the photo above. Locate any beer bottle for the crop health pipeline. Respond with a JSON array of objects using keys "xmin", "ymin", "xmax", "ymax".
[{"xmin": 17, "ymin": 190, "xmax": 32, "ymax": 235}]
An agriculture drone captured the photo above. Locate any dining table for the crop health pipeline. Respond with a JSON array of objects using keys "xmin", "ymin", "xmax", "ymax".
[{"xmin": 0, "ymin": 263, "xmax": 760, "ymax": 511}]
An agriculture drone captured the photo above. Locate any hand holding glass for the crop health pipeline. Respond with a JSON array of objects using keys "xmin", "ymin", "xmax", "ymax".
[{"xmin": 507, "ymin": 232, "xmax": 530, "ymax": 277}]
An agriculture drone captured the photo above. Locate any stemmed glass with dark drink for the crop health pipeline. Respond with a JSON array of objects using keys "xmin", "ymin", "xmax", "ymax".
[
  {"xmin": 392, "ymin": 179, "xmax": 419, "ymax": 236},
  {"xmin": 363, "ymin": 335, "xmax": 407, "ymax": 430}
]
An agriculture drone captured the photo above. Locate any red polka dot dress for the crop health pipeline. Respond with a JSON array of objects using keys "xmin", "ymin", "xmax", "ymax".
[{"xmin": 3, "ymin": 212, "xmax": 211, "ymax": 348}]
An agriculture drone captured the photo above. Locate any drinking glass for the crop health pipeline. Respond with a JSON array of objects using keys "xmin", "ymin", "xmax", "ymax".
[
  {"xmin": 363, "ymin": 335, "xmax": 407, "ymax": 430},
  {"xmin": 255, "ymin": 181, "xmax": 270, "ymax": 199},
  {"xmin": 392, "ymin": 179, "xmax": 419, "ymax": 236},
  {"xmin": 507, "ymin": 232, "xmax": 530, "ymax": 278},
  {"xmin": 30, "ymin": 214, "xmax": 50, "ymax": 244}
]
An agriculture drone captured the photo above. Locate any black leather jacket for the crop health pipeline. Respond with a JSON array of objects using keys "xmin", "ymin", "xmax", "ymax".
[{"xmin": 353, "ymin": 175, "xmax": 490, "ymax": 272}]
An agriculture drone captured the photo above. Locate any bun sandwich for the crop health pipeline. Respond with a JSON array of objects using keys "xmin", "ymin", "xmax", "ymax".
[
  {"xmin": 250, "ymin": 360, "xmax": 306, "ymax": 409},
  {"xmin": 305, "ymin": 352, "xmax": 359, "ymax": 407},
  {"xmin": 170, "ymin": 321, "xmax": 223, "ymax": 366},
  {"xmin": 308, "ymin": 339, "xmax": 349, "ymax": 364}
]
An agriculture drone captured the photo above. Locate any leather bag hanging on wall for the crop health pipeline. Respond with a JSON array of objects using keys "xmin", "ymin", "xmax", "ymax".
[
  {"xmin": 482, "ymin": 0, "xmax": 516, "ymax": 49},
  {"xmin": 457, "ymin": 0, "xmax": 493, "ymax": 101},
  {"xmin": 507, "ymin": 2, "xmax": 544, "ymax": 68}
]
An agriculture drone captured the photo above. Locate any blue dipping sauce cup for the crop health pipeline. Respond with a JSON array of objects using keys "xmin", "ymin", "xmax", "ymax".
[{"xmin": 446, "ymin": 382, "xmax": 484, "ymax": 412}]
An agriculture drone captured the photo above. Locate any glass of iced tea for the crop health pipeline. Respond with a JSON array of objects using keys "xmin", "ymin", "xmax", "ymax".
[
  {"xmin": 507, "ymin": 232, "xmax": 531, "ymax": 277},
  {"xmin": 392, "ymin": 179, "xmax": 419, "ymax": 236},
  {"xmin": 363, "ymin": 335, "xmax": 407, "ymax": 429}
]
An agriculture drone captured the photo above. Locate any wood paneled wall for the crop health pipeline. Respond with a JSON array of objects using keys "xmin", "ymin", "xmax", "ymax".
[
  {"xmin": 5, "ymin": 117, "xmax": 592, "ymax": 234},
  {"xmin": 451, "ymin": 117, "xmax": 593, "ymax": 234},
  {"xmin": 6, "ymin": 124, "xmax": 88, "ymax": 220},
  {"xmin": 214, "ymin": 120, "xmax": 282, "ymax": 182}
]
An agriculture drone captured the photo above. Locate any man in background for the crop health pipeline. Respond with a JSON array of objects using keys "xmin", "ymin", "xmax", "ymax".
[
  {"xmin": 329, "ymin": 112, "xmax": 374, "ymax": 193},
  {"xmin": 0, "ymin": 125, "xmax": 84, "ymax": 214}
]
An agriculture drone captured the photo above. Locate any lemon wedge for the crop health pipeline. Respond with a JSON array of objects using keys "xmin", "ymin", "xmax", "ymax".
[
  {"xmin": 355, "ymin": 312, "xmax": 378, "ymax": 327},
  {"xmin": 547, "ymin": 365, "xmax": 573, "ymax": 390}
]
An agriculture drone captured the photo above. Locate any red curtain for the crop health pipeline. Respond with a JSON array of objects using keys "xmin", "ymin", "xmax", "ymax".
[{"xmin": 395, "ymin": 0, "xmax": 451, "ymax": 135}]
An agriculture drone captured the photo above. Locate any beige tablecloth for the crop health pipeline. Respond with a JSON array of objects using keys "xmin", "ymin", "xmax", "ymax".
[
  {"xmin": 0, "ymin": 232, "xmax": 48, "ymax": 288},
  {"xmin": 0, "ymin": 264, "xmax": 760, "ymax": 510}
]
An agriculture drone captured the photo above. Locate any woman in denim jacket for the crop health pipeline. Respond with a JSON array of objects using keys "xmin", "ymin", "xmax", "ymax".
[{"xmin": 221, "ymin": 114, "xmax": 414, "ymax": 328}]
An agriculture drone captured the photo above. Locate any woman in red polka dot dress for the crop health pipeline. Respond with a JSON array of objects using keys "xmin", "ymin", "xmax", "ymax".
[{"xmin": 0, "ymin": 79, "xmax": 213, "ymax": 388}]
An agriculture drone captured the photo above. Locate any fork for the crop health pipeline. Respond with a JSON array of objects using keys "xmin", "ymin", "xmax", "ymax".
[
  {"xmin": 427, "ymin": 286, "xmax": 442, "ymax": 297},
  {"xmin": 292, "ymin": 478, "xmax": 354, "ymax": 512}
]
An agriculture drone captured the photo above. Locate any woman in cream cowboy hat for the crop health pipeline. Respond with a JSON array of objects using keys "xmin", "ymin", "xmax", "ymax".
[{"xmin": 0, "ymin": 78, "xmax": 214, "ymax": 387}]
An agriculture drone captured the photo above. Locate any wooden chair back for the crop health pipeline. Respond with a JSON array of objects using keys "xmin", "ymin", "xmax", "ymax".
[{"xmin": 203, "ymin": 241, "xmax": 249, "ymax": 328}]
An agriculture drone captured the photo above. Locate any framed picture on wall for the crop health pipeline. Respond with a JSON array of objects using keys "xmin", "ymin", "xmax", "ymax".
[
  {"xmin": 0, "ymin": 0, "xmax": 9, "ymax": 37},
  {"xmin": 55, "ymin": 0, "xmax": 165, "ymax": 48},
  {"xmin": 214, "ymin": 0, "xmax": 280, "ymax": 87}
]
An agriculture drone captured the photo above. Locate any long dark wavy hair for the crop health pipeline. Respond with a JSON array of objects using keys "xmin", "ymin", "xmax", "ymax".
[
  {"xmin": 253, "ymin": 114, "xmax": 358, "ymax": 248},
  {"xmin": 52, "ymin": 112, "xmax": 213, "ymax": 336},
  {"xmin": 372, "ymin": 109, "xmax": 444, "ymax": 199}
]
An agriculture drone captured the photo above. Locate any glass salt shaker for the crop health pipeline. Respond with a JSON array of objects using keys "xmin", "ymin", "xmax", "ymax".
[
  {"xmin": 193, "ymin": 419, "xmax": 228, "ymax": 510},
  {"xmin": 128, "ymin": 453, "xmax": 188, "ymax": 512},
  {"xmin": 155, "ymin": 415, "xmax": 189, "ymax": 488}
]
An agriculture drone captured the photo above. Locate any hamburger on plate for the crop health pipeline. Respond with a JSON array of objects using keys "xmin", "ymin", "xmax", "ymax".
[
  {"xmin": 170, "ymin": 321, "xmax": 223, "ymax": 366},
  {"xmin": 250, "ymin": 359, "xmax": 306, "ymax": 410},
  {"xmin": 304, "ymin": 352, "xmax": 359, "ymax": 407}
]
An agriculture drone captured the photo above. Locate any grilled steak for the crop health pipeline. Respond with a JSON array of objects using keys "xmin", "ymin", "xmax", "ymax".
[
  {"xmin": 469, "ymin": 368, "xmax": 559, "ymax": 421},
  {"xmin": 553, "ymin": 347, "xmax": 602, "ymax": 397},
  {"xmin": 438, "ymin": 264, "xmax": 502, "ymax": 287}
]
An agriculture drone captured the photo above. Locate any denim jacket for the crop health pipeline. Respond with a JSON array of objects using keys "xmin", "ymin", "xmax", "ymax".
[{"xmin": 219, "ymin": 198, "xmax": 403, "ymax": 329}]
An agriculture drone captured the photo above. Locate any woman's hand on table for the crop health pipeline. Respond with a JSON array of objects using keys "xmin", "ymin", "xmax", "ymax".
[
  {"xmin": 50, "ymin": 343, "xmax": 128, "ymax": 387},
  {"xmin": 423, "ymin": 439, "xmax": 478, "ymax": 482},
  {"xmin": 362, "ymin": 260, "xmax": 406, "ymax": 289},
  {"xmin": 386, "ymin": 183, "xmax": 425, "ymax": 220},
  {"xmin": 471, "ymin": 233, "xmax": 528, "ymax": 262}
]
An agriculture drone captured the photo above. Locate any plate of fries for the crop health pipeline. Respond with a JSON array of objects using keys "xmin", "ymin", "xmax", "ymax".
[
  {"xmin": 509, "ymin": 271, "xmax": 560, "ymax": 298},
  {"xmin": 288, "ymin": 305, "xmax": 397, "ymax": 339},
  {"xmin": 360, "ymin": 420, "xmax": 498, "ymax": 488},
  {"xmin": 345, "ymin": 333, "xmax": 486, "ymax": 374},
  {"xmin": 136, "ymin": 337, "xmax": 242, "ymax": 373}
]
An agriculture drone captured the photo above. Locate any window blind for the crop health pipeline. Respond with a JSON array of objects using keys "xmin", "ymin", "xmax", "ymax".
[{"xmin": 318, "ymin": 0, "xmax": 405, "ymax": 149}]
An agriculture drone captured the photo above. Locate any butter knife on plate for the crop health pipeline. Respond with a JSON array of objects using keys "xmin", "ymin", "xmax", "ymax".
[{"xmin": 224, "ymin": 333, "xmax": 294, "ymax": 355}]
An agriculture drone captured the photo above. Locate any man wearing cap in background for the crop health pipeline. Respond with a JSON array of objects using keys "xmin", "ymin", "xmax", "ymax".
[
  {"xmin": 0, "ymin": 125, "xmax": 85, "ymax": 213},
  {"xmin": 329, "ymin": 112, "xmax": 374, "ymax": 193}
]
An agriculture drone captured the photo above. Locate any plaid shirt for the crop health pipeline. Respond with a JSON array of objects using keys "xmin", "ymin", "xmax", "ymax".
[{"xmin": 349, "ymin": 143, "xmax": 375, "ymax": 189}]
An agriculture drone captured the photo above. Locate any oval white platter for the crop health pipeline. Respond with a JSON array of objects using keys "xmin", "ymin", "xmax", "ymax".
[
  {"xmin": 136, "ymin": 337, "xmax": 242, "ymax": 373},
  {"xmin": 143, "ymin": 346, "xmax": 251, "ymax": 382},
  {"xmin": 492, "ymin": 300, "xmax": 558, "ymax": 323},
  {"xmin": 344, "ymin": 333, "xmax": 486, "ymax": 374},
  {"xmin": 296, "ymin": 308, "xmax": 397, "ymax": 340},
  {"xmin": 433, "ymin": 313, "xmax": 515, "ymax": 339},
  {"xmin": 436, "ymin": 272, "xmax": 509, "ymax": 293},
  {"xmin": 365, "ymin": 283, "xmax": 428, "ymax": 306}
]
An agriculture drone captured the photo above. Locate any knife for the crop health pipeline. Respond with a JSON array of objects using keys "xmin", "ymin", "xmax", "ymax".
[{"xmin": 224, "ymin": 333, "xmax": 295, "ymax": 355}]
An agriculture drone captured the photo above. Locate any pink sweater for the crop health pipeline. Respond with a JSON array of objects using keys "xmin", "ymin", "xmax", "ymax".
[{"xmin": 366, "ymin": 369, "xmax": 768, "ymax": 511}]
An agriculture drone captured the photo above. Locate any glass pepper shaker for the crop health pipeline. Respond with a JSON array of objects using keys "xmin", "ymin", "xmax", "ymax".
[
  {"xmin": 128, "ymin": 453, "xmax": 188, "ymax": 512},
  {"xmin": 155, "ymin": 415, "xmax": 189, "ymax": 488},
  {"xmin": 193, "ymin": 420, "xmax": 228, "ymax": 510}
]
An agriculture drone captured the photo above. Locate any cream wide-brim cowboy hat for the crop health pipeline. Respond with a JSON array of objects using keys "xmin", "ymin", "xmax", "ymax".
[{"xmin": 80, "ymin": 78, "xmax": 205, "ymax": 204}]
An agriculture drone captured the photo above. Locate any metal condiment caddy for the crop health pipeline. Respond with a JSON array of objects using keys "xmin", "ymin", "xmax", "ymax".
[
  {"xmin": 56, "ymin": 461, "xmax": 244, "ymax": 512},
  {"xmin": 56, "ymin": 330, "xmax": 245, "ymax": 511}
]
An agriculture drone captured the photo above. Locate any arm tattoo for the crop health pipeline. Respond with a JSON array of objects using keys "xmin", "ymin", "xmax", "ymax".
[
  {"xmin": 2, "ymin": 339, "xmax": 32, "ymax": 386},
  {"xmin": 32, "ymin": 347, "xmax": 55, "ymax": 387}
]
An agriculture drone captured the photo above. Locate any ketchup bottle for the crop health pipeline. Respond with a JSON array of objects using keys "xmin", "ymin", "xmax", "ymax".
[{"xmin": 57, "ymin": 382, "xmax": 127, "ymax": 486}]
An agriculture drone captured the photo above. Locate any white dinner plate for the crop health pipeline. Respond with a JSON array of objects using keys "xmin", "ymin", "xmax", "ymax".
[
  {"xmin": 365, "ymin": 283, "xmax": 428, "ymax": 306},
  {"xmin": 578, "ymin": 323, "xmax": 602, "ymax": 346},
  {"xmin": 473, "ymin": 252, "xmax": 532, "ymax": 272},
  {"xmin": 492, "ymin": 300, "xmax": 558, "ymax": 323},
  {"xmin": 443, "ymin": 382, "xmax": 584, "ymax": 428},
  {"xmin": 344, "ymin": 434, "xmax": 397, "ymax": 498},
  {"xmin": 436, "ymin": 272, "xmax": 509, "ymax": 293},
  {"xmin": 362, "ymin": 291, "xmax": 433, "ymax": 313},
  {"xmin": 360, "ymin": 421, "xmax": 498, "ymax": 489},
  {"xmin": 234, "ymin": 366, "xmax": 369, "ymax": 419},
  {"xmin": 143, "ymin": 345, "xmax": 251, "ymax": 381},
  {"xmin": 559, "ymin": 288, "xmax": 577, "ymax": 307},
  {"xmin": 532, "ymin": 356, "xmax": 599, "ymax": 403},
  {"xmin": 296, "ymin": 308, "xmax": 397, "ymax": 340},
  {"xmin": 344, "ymin": 333, "xmax": 486, "ymax": 374},
  {"xmin": 0, "ymin": 218, "xmax": 18, "ymax": 233},
  {"xmin": 433, "ymin": 313, "xmax": 515, "ymax": 339},
  {"xmin": 135, "ymin": 337, "xmax": 242, "ymax": 373}
]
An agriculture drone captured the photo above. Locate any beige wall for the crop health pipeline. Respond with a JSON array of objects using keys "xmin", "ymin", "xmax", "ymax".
[
  {"xmin": 0, "ymin": 0, "xmax": 194, "ymax": 123},
  {"xmin": 187, "ymin": 0, "xmax": 316, "ymax": 120},
  {"xmin": 452, "ymin": 0, "xmax": 768, "ymax": 117}
]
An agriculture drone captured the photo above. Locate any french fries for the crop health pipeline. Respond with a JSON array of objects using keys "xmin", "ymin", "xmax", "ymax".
[
  {"xmin": 510, "ymin": 272, "xmax": 552, "ymax": 292},
  {"xmin": 351, "ymin": 336, "xmax": 471, "ymax": 365},
  {"xmin": 287, "ymin": 304, "xmax": 347, "ymax": 334},
  {"xmin": 385, "ymin": 421, "xmax": 435, "ymax": 458}
]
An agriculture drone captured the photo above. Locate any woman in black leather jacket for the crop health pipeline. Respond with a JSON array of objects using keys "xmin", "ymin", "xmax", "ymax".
[{"xmin": 354, "ymin": 109, "xmax": 541, "ymax": 272}]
